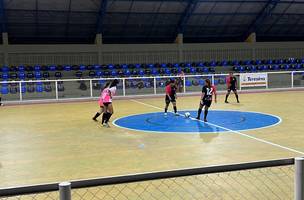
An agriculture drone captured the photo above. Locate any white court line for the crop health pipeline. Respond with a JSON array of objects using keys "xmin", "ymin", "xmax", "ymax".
[{"xmin": 130, "ymin": 99, "xmax": 304, "ymax": 155}]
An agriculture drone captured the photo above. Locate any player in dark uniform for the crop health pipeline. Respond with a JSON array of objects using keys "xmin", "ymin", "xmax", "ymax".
[
  {"xmin": 225, "ymin": 72, "xmax": 240, "ymax": 103},
  {"xmin": 196, "ymin": 79, "xmax": 217, "ymax": 122},
  {"xmin": 164, "ymin": 79, "xmax": 177, "ymax": 115}
]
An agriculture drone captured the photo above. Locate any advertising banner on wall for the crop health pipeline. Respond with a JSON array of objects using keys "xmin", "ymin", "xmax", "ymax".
[{"xmin": 240, "ymin": 73, "xmax": 268, "ymax": 88}]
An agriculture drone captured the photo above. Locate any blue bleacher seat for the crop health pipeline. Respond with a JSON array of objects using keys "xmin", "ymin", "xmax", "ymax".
[
  {"xmin": 185, "ymin": 80, "xmax": 192, "ymax": 87},
  {"xmin": 1, "ymin": 86, "xmax": 9, "ymax": 94},
  {"xmin": 108, "ymin": 64, "xmax": 114, "ymax": 70},
  {"xmin": 111, "ymin": 70, "xmax": 117, "ymax": 77},
  {"xmin": 18, "ymin": 72, "xmax": 25, "ymax": 79},
  {"xmin": 79, "ymin": 65, "xmax": 86, "ymax": 71},
  {"xmin": 122, "ymin": 64, "xmax": 128, "ymax": 69},
  {"xmin": 232, "ymin": 60, "xmax": 239, "ymax": 66},
  {"xmin": 152, "ymin": 69, "xmax": 158, "ymax": 76},
  {"xmin": 203, "ymin": 68, "xmax": 209, "ymax": 73},
  {"xmin": 135, "ymin": 64, "xmax": 141, "ymax": 69},
  {"xmin": 139, "ymin": 69, "xmax": 145, "ymax": 76},
  {"xmin": 18, "ymin": 65, "xmax": 25, "ymax": 71},
  {"xmin": 296, "ymin": 64, "xmax": 302, "ymax": 69},
  {"xmin": 35, "ymin": 72, "xmax": 42, "ymax": 79},
  {"xmin": 49, "ymin": 65, "xmax": 57, "ymax": 71},
  {"xmin": 34, "ymin": 65, "xmax": 41, "ymax": 71},
  {"xmin": 21, "ymin": 86, "xmax": 26, "ymax": 93},
  {"xmin": 199, "ymin": 79, "xmax": 205, "ymax": 86},
  {"xmin": 2, "ymin": 73, "xmax": 8, "ymax": 80},
  {"xmin": 284, "ymin": 64, "xmax": 290, "ymax": 70},
  {"xmin": 36, "ymin": 84, "xmax": 43, "ymax": 93},
  {"xmin": 124, "ymin": 69, "xmax": 131, "ymax": 76},
  {"xmin": 2, "ymin": 66, "xmax": 9, "ymax": 72},
  {"xmin": 96, "ymin": 70, "xmax": 103, "ymax": 77},
  {"xmin": 222, "ymin": 60, "xmax": 227, "ymax": 66},
  {"xmin": 273, "ymin": 65, "xmax": 279, "ymax": 70},
  {"xmin": 64, "ymin": 65, "xmax": 71, "ymax": 71},
  {"xmin": 165, "ymin": 68, "xmax": 171, "ymax": 75},
  {"xmin": 94, "ymin": 65, "xmax": 101, "ymax": 70},
  {"xmin": 210, "ymin": 60, "xmax": 216, "ymax": 67},
  {"xmin": 190, "ymin": 67, "xmax": 196, "ymax": 74}
]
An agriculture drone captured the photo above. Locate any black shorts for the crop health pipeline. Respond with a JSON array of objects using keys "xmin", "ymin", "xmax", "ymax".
[
  {"xmin": 200, "ymin": 99, "xmax": 212, "ymax": 107},
  {"xmin": 228, "ymin": 86, "xmax": 237, "ymax": 92},
  {"xmin": 103, "ymin": 102, "xmax": 112, "ymax": 106},
  {"xmin": 165, "ymin": 95, "xmax": 176, "ymax": 104}
]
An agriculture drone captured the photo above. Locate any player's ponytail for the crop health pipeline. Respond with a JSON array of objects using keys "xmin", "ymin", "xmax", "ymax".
[{"xmin": 205, "ymin": 79, "xmax": 211, "ymax": 87}]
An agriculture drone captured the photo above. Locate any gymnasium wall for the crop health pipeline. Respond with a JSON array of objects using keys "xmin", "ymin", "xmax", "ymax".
[{"xmin": 0, "ymin": 41, "xmax": 304, "ymax": 66}]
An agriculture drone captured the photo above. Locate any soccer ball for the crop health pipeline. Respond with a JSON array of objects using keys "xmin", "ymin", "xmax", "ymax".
[{"xmin": 185, "ymin": 112, "xmax": 191, "ymax": 118}]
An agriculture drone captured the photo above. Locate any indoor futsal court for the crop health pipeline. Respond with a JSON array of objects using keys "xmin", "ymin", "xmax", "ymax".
[
  {"xmin": 1, "ymin": 90, "xmax": 304, "ymax": 188},
  {"xmin": 1, "ymin": 0, "xmax": 304, "ymax": 199}
]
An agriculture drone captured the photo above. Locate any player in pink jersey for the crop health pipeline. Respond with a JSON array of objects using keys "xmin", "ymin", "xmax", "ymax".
[
  {"xmin": 92, "ymin": 81, "xmax": 111, "ymax": 121},
  {"xmin": 101, "ymin": 79, "xmax": 119, "ymax": 127}
]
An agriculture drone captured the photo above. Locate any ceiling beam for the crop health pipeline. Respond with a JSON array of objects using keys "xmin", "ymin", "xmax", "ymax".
[
  {"xmin": 0, "ymin": 0, "xmax": 7, "ymax": 32},
  {"xmin": 242, "ymin": 0, "xmax": 280, "ymax": 40},
  {"xmin": 176, "ymin": 0, "xmax": 198, "ymax": 34},
  {"xmin": 96, "ymin": 0, "xmax": 108, "ymax": 34}
]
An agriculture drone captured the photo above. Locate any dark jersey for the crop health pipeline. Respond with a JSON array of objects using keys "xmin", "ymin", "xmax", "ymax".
[
  {"xmin": 229, "ymin": 76, "xmax": 237, "ymax": 88},
  {"xmin": 202, "ymin": 85, "xmax": 216, "ymax": 101}
]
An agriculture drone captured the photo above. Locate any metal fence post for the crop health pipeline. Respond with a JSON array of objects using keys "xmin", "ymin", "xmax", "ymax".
[
  {"xmin": 295, "ymin": 157, "xmax": 304, "ymax": 200},
  {"xmin": 183, "ymin": 75, "xmax": 186, "ymax": 93},
  {"xmin": 153, "ymin": 77, "xmax": 157, "ymax": 95},
  {"xmin": 59, "ymin": 182, "xmax": 71, "ymax": 200},
  {"xmin": 291, "ymin": 71, "xmax": 294, "ymax": 88},
  {"xmin": 122, "ymin": 78, "xmax": 126, "ymax": 96}
]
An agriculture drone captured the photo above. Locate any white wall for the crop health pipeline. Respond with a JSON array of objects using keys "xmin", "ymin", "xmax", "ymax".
[{"xmin": 0, "ymin": 41, "xmax": 303, "ymax": 66}]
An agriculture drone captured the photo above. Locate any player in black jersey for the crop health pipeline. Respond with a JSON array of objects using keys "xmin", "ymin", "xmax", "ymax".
[
  {"xmin": 196, "ymin": 79, "xmax": 217, "ymax": 122},
  {"xmin": 225, "ymin": 72, "xmax": 240, "ymax": 103}
]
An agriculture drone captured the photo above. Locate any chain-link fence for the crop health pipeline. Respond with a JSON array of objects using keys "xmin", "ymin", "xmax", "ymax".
[
  {"xmin": 0, "ymin": 158, "xmax": 299, "ymax": 200},
  {"xmin": 70, "ymin": 165, "xmax": 294, "ymax": 200}
]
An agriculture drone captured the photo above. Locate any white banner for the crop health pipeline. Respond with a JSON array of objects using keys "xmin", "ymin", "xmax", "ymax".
[{"xmin": 240, "ymin": 73, "xmax": 268, "ymax": 87}]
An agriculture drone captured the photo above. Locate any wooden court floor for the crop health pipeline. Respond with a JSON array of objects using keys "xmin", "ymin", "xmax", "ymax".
[{"xmin": 0, "ymin": 90, "xmax": 304, "ymax": 188}]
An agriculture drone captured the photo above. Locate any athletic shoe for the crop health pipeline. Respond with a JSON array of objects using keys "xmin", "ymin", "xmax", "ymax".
[
  {"xmin": 196, "ymin": 117, "xmax": 200, "ymax": 120},
  {"xmin": 0, "ymin": 103, "xmax": 3, "ymax": 106},
  {"xmin": 204, "ymin": 119, "xmax": 207, "ymax": 122},
  {"xmin": 104, "ymin": 123, "xmax": 110, "ymax": 128},
  {"xmin": 92, "ymin": 118, "xmax": 98, "ymax": 122},
  {"xmin": 174, "ymin": 113, "xmax": 179, "ymax": 116},
  {"xmin": 164, "ymin": 113, "xmax": 167, "ymax": 116},
  {"xmin": 225, "ymin": 101, "xmax": 229, "ymax": 103},
  {"xmin": 237, "ymin": 101, "xmax": 240, "ymax": 103}
]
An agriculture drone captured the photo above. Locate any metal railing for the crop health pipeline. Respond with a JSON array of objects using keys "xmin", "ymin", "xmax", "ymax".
[
  {"xmin": 0, "ymin": 70, "xmax": 304, "ymax": 103},
  {"xmin": 1, "ymin": 157, "xmax": 304, "ymax": 200}
]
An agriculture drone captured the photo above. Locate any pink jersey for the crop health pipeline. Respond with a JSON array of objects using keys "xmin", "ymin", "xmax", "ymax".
[
  {"xmin": 101, "ymin": 86, "xmax": 117, "ymax": 103},
  {"xmin": 98, "ymin": 95, "xmax": 104, "ymax": 107}
]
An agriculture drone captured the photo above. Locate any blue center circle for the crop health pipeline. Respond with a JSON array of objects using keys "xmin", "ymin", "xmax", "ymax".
[{"xmin": 113, "ymin": 110, "xmax": 281, "ymax": 134}]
